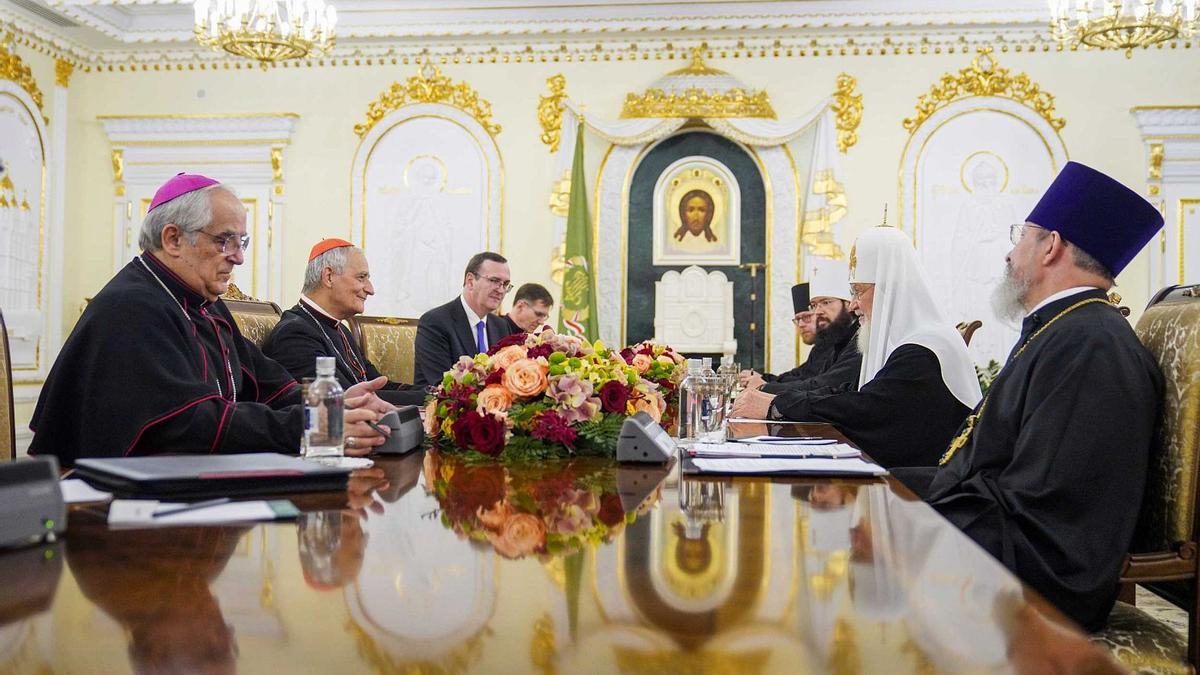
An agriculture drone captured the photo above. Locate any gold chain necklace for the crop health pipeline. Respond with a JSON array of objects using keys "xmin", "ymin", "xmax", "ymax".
[{"xmin": 938, "ymin": 297, "xmax": 1109, "ymax": 466}]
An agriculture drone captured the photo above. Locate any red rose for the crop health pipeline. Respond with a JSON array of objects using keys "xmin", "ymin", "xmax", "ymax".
[
  {"xmin": 451, "ymin": 410, "xmax": 482, "ymax": 449},
  {"xmin": 619, "ymin": 347, "xmax": 635, "ymax": 364},
  {"xmin": 597, "ymin": 492, "xmax": 625, "ymax": 527},
  {"xmin": 469, "ymin": 412, "xmax": 507, "ymax": 456},
  {"xmin": 598, "ymin": 380, "xmax": 631, "ymax": 414},
  {"xmin": 484, "ymin": 368, "xmax": 506, "ymax": 386}
]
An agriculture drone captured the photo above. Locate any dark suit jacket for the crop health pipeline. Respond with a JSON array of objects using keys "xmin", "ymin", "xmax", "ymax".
[{"xmin": 413, "ymin": 297, "xmax": 519, "ymax": 387}]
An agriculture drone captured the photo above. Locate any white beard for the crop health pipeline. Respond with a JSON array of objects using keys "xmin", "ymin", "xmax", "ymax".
[
  {"xmin": 990, "ymin": 264, "xmax": 1030, "ymax": 325},
  {"xmin": 855, "ymin": 319, "xmax": 871, "ymax": 355}
]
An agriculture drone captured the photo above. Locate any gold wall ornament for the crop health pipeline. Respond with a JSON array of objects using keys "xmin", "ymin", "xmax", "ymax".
[
  {"xmin": 538, "ymin": 74, "xmax": 568, "ymax": 152},
  {"xmin": 54, "ymin": 59, "xmax": 73, "ymax": 88},
  {"xmin": 548, "ymin": 169, "xmax": 571, "ymax": 217},
  {"xmin": 270, "ymin": 146, "xmax": 284, "ymax": 181},
  {"xmin": 1149, "ymin": 142, "xmax": 1164, "ymax": 180},
  {"xmin": 620, "ymin": 48, "xmax": 775, "ymax": 119},
  {"xmin": 110, "ymin": 149, "xmax": 125, "ymax": 196},
  {"xmin": 901, "ymin": 48, "xmax": 1066, "ymax": 134},
  {"xmin": 832, "ymin": 73, "xmax": 863, "ymax": 153},
  {"xmin": 353, "ymin": 58, "xmax": 501, "ymax": 139},
  {"xmin": 0, "ymin": 34, "xmax": 44, "ymax": 113}
]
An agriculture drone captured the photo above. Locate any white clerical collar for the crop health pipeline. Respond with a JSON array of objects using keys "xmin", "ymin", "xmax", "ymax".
[
  {"xmin": 1027, "ymin": 286, "xmax": 1102, "ymax": 316},
  {"xmin": 301, "ymin": 294, "xmax": 340, "ymax": 322},
  {"xmin": 460, "ymin": 294, "xmax": 487, "ymax": 329}
]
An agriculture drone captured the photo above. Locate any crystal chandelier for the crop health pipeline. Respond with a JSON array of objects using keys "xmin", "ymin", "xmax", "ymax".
[
  {"xmin": 1049, "ymin": 0, "xmax": 1197, "ymax": 57},
  {"xmin": 193, "ymin": 0, "xmax": 337, "ymax": 65}
]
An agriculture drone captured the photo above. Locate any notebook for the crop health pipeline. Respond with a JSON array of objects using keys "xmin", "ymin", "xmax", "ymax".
[{"xmin": 73, "ymin": 453, "xmax": 351, "ymax": 499}]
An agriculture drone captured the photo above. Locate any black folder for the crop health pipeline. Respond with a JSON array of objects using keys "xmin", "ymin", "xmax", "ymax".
[{"xmin": 74, "ymin": 453, "xmax": 351, "ymax": 499}]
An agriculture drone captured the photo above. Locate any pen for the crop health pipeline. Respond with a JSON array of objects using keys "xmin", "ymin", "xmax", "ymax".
[
  {"xmin": 366, "ymin": 420, "xmax": 391, "ymax": 438},
  {"xmin": 154, "ymin": 497, "xmax": 232, "ymax": 518}
]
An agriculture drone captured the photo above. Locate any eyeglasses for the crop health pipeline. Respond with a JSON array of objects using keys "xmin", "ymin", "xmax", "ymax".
[
  {"xmin": 1009, "ymin": 223, "xmax": 1048, "ymax": 246},
  {"xmin": 808, "ymin": 298, "xmax": 841, "ymax": 311},
  {"xmin": 849, "ymin": 285, "xmax": 873, "ymax": 300},
  {"xmin": 474, "ymin": 274, "xmax": 514, "ymax": 292},
  {"xmin": 197, "ymin": 230, "xmax": 251, "ymax": 254}
]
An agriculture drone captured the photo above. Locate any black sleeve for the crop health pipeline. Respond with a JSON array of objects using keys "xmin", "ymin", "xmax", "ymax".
[
  {"xmin": 761, "ymin": 348, "xmax": 861, "ymax": 396},
  {"xmin": 413, "ymin": 313, "xmax": 452, "ymax": 388},
  {"xmin": 261, "ymin": 321, "xmax": 326, "ymax": 384}
]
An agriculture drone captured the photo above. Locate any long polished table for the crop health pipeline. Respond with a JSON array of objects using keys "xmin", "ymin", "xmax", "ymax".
[{"xmin": 0, "ymin": 424, "xmax": 1123, "ymax": 674}]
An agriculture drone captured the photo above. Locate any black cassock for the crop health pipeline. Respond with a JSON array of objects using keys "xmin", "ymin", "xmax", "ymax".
[
  {"xmin": 770, "ymin": 343, "xmax": 970, "ymax": 468},
  {"xmin": 262, "ymin": 300, "xmax": 426, "ymax": 407},
  {"xmin": 924, "ymin": 288, "xmax": 1162, "ymax": 631},
  {"xmin": 761, "ymin": 318, "xmax": 862, "ymax": 396},
  {"xmin": 29, "ymin": 255, "xmax": 304, "ymax": 466}
]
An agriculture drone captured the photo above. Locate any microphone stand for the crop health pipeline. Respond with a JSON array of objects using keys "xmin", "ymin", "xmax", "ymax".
[{"xmin": 737, "ymin": 262, "xmax": 766, "ymax": 370}]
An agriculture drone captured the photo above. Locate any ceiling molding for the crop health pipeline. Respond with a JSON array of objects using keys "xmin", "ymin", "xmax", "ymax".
[{"xmin": 1, "ymin": 0, "xmax": 1195, "ymax": 72}]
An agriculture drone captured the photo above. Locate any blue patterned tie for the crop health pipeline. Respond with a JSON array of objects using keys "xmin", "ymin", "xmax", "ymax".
[{"xmin": 475, "ymin": 320, "xmax": 486, "ymax": 354}]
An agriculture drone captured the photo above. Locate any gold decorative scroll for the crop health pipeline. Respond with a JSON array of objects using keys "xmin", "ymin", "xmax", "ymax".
[
  {"xmin": 901, "ymin": 48, "xmax": 1065, "ymax": 133},
  {"xmin": 354, "ymin": 58, "xmax": 501, "ymax": 139},
  {"xmin": 0, "ymin": 33, "xmax": 44, "ymax": 112},
  {"xmin": 54, "ymin": 59, "xmax": 73, "ymax": 88},
  {"xmin": 111, "ymin": 149, "xmax": 125, "ymax": 196},
  {"xmin": 832, "ymin": 73, "xmax": 863, "ymax": 153},
  {"xmin": 803, "ymin": 169, "xmax": 848, "ymax": 260},
  {"xmin": 1149, "ymin": 142, "xmax": 1164, "ymax": 180},
  {"xmin": 221, "ymin": 282, "xmax": 259, "ymax": 301},
  {"xmin": 620, "ymin": 48, "xmax": 775, "ymax": 119},
  {"xmin": 538, "ymin": 74, "xmax": 567, "ymax": 152}
]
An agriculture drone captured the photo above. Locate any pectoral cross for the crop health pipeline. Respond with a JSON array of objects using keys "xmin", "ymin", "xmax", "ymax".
[{"xmin": 939, "ymin": 411, "xmax": 979, "ymax": 466}]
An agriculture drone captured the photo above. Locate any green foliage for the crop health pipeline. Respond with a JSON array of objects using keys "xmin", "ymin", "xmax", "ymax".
[
  {"xmin": 975, "ymin": 359, "xmax": 1002, "ymax": 396},
  {"xmin": 574, "ymin": 413, "xmax": 626, "ymax": 455}
]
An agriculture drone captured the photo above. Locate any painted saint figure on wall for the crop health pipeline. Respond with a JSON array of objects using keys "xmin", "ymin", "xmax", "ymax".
[{"xmin": 675, "ymin": 189, "xmax": 717, "ymax": 243}]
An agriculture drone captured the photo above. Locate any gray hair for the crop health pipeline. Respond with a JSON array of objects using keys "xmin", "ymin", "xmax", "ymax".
[
  {"xmin": 1070, "ymin": 244, "xmax": 1114, "ymax": 283},
  {"xmin": 138, "ymin": 184, "xmax": 237, "ymax": 252},
  {"xmin": 302, "ymin": 245, "xmax": 361, "ymax": 293}
]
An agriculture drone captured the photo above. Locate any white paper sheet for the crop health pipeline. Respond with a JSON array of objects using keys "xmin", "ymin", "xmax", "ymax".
[
  {"xmin": 108, "ymin": 499, "xmax": 283, "ymax": 528},
  {"xmin": 690, "ymin": 442, "xmax": 861, "ymax": 459},
  {"xmin": 60, "ymin": 479, "xmax": 114, "ymax": 504},
  {"xmin": 691, "ymin": 456, "xmax": 886, "ymax": 476}
]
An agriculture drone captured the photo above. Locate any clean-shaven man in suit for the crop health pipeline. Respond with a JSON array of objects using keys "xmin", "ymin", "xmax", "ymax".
[{"xmin": 413, "ymin": 251, "xmax": 521, "ymax": 387}]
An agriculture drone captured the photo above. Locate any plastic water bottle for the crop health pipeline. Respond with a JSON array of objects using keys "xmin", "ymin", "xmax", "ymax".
[
  {"xmin": 303, "ymin": 357, "xmax": 344, "ymax": 458},
  {"xmin": 678, "ymin": 358, "xmax": 705, "ymax": 440}
]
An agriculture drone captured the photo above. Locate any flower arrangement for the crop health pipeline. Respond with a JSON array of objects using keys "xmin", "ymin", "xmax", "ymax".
[
  {"xmin": 423, "ymin": 451, "xmax": 663, "ymax": 559},
  {"xmin": 423, "ymin": 330, "xmax": 685, "ymax": 460}
]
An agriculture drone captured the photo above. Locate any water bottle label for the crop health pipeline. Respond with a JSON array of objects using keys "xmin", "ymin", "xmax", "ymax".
[{"xmin": 304, "ymin": 405, "xmax": 317, "ymax": 432}]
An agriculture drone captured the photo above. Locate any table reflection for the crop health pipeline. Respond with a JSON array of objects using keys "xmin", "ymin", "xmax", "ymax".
[{"xmin": 16, "ymin": 450, "xmax": 1122, "ymax": 674}]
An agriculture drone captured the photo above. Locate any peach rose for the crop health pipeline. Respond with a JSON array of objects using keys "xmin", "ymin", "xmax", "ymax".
[
  {"xmin": 656, "ymin": 354, "xmax": 674, "ymax": 366},
  {"xmin": 490, "ymin": 344, "xmax": 528, "ymax": 371},
  {"xmin": 488, "ymin": 512, "xmax": 546, "ymax": 559},
  {"xmin": 476, "ymin": 384, "xmax": 514, "ymax": 415},
  {"xmin": 631, "ymin": 353, "xmax": 653, "ymax": 373},
  {"xmin": 477, "ymin": 500, "xmax": 514, "ymax": 531},
  {"xmin": 633, "ymin": 394, "xmax": 663, "ymax": 423},
  {"xmin": 423, "ymin": 399, "xmax": 440, "ymax": 437},
  {"xmin": 503, "ymin": 358, "xmax": 549, "ymax": 397}
]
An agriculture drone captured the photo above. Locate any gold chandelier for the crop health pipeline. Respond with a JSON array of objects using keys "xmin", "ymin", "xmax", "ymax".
[
  {"xmin": 193, "ymin": 0, "xmax": 337, "ymax": 64},
  {"xmin": 1049, "ymin": 0, "xmax": 1197, "ymax": 57}
]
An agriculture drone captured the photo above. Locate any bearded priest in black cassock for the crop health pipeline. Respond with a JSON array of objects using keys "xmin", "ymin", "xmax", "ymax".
[
  {"xmin": 262, "ymin": 239, "xmax": 426, "ymax": 407},
  {"xmin": 902, "ymin": 162, "xmax": 1164, "ymax": 632},
  {"xmin": 28, "ymin": 174, "xmax": 394, "ymax": 467},
  {"xmin": 732, "ymin": 226, "xmax": 982, "ymax": 468}
]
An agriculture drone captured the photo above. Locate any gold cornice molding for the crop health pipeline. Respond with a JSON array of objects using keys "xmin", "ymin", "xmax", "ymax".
[
  {"xmin": 620, "ymin": 48, "xmax": 775, "ymax": 119},
  {"xmin": 54, "ymin": 58, "xmax": 73, "ymax": 88},
  {"xmin": 537, "ymin": 73, "xmax": 568, "ymax": 152},
  {"xmin": 353, "ymin": 58, "xmax": 501, "ymax": 139},
  {"xmin": 832, "ymin": 73, "xmax": 862, "ymax": 153},
  {"xmin": 0, "ymin": 33, "xmax": 43, "ymax": 111},
  {"xmin": 902, "ymin": 48, "xmax": 1066, "ymax": 133}
]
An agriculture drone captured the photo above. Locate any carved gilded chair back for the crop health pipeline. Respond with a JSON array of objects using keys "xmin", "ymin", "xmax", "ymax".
[
  {"xmin": 956, "ymin": 320, "xmax": 983, "ymax": 346},
  {"xmin": 220, "ymin": 284, "xmax": 283, "ymax": 349},
  {"xmin": 1094, "ymin": 285, "xmax": 1200, "ymax": 671},
  {"xmin": 0, "ymin": 309, "xmax": 14, "ymax": 460},
  {"xmin": 347, "ymin": 316, "xmax": 419, "ymax": 385}
]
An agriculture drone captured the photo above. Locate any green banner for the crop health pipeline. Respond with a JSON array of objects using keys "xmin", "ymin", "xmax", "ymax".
[{"xmin": 558, "ymin": 123, "xmax": 598, "ymax": 340}]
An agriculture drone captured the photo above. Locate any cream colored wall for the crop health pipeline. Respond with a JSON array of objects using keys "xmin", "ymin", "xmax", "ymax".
[{"xmin": 12, "ymin": 43, "xmax": 1194, "ymax": 437}]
